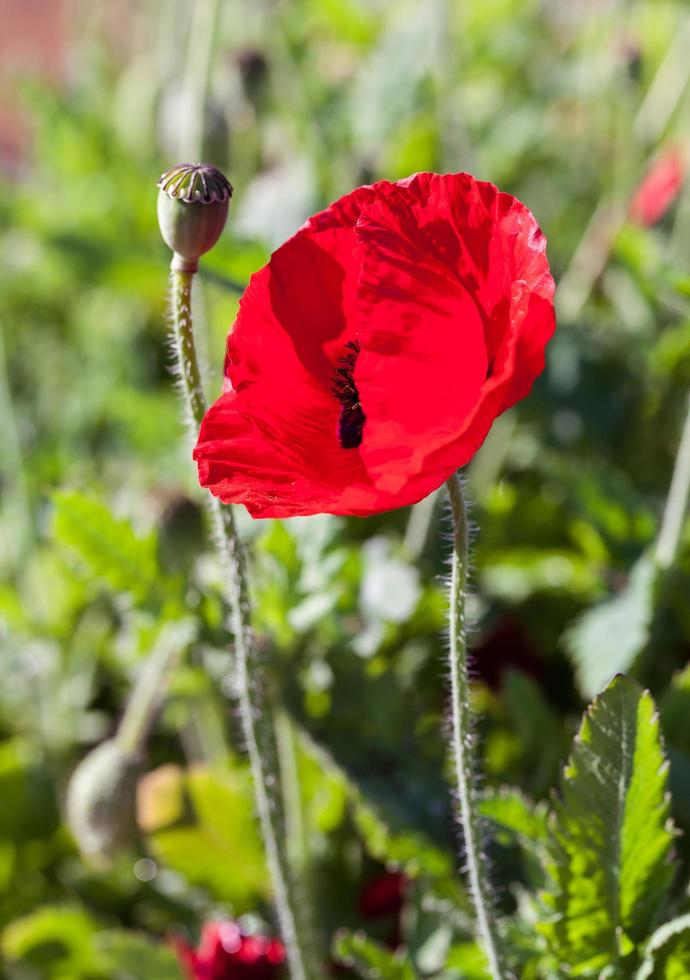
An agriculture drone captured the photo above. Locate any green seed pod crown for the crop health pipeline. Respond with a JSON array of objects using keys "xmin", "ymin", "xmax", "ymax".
[{"xmin": 157, "ymin": 163, "xmax": 233, "ymax": 272}]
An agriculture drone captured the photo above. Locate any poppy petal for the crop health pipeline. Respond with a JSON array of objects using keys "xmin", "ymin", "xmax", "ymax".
[
  {"xmin": 353, "ymin": 173, "xmax": 553, "ymax": 495},
  {"xmin": 353, "ymin": 176, "xmax": 488, "ymax": 495},
  {"xmin": 195, "ymin": 199, "xmax": 378, "ymax": 517}
]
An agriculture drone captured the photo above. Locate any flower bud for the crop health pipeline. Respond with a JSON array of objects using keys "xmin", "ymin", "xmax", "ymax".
[
  {"xmin": 66, "ymin": 739, "xmax": 140, "ymax": 867},
  {"xmin": 157, "ymin": 163, "xmax": 233, "ymax": 273}
]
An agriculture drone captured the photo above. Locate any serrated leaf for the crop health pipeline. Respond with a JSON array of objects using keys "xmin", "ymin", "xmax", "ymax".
[
  {"xmin": 480, "ymin": 788, "xmax": 549, "ymax": 851},
  {"xmin": 53, "ymin": 490, "xmax": 166, "ymax": 604},
  {"xmin": 333, "ymin": 929, "xmax": 415, "ymax": 979},
  {"xmin": 564, "ymin": 556, "xmax": 657, "ymax": 698},
  {"xmin": 636, "ymin": 914, "xmax": 690, "ymax": 979},
  {"xmin": 541, "ymin": 675, "xmax": 675, "ymax": 976}
]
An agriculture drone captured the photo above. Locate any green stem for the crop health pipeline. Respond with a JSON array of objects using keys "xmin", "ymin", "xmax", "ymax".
[
  {"xmin": 655, "ymin": 391, "xmax": 690, "ymax": 570},
  {"xmin": 275, "ymin": 710, "xmax": 308, "ymax": 881},
  {"xmin": 0, "ymin": 315, "xmax": 34, "ymax": 564},
  {"xmin": 275, "ymin": 709, "xmax": 320, "ymax": 959},
  {"xmin": 179, "ymin": 0, "xmax": 220, "ymax": 161},
  {"xmin": 403, "ymin": 489, "xmax": 439, "ymax": 560},
  {"xmin": 117, "ymin": 623, "xmax": 192, "ymax": 757},
  {"xmin": 169, "ymin": 267, "xmax": 315, "ymax": 980},
  {"xmin": 446, "ymin": 473, "xmax": 508, "ymax": 980}
]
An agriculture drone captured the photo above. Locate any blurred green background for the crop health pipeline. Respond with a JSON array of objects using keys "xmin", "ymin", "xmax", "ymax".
[{"xmin": 2, "ymin": 0, "xmax": 690, "ymax": 977}]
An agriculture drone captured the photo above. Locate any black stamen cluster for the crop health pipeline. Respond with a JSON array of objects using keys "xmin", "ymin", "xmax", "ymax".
[{"xmin": 332, "ymin": 340, "xmax": 366, "ymax": 449}]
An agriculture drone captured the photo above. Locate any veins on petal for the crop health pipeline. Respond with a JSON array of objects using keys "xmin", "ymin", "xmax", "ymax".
[{"xmin": 332, "ymin": 340, "xmax": 366, "ymax": 449}]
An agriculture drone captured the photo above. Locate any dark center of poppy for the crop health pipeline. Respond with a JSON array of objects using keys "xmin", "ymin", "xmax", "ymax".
[{"xmin": 332, "ymin": 340, "xmax": 366, "ymax": 449}]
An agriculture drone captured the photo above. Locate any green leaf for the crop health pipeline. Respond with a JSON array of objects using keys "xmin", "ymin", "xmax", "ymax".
[
  {"xmin": 541, "ymin": 675, "xmax": 675, "ymax": 976},
  {"xmin": 141, "ymin": 764, "xmax": 268, "ymax": 905},
  {"xmin": 445, "ymin": 941, "xmax": 497, "ymax": 979},
  {"xmin": 480, "ymin": 788, "xmax": 549, "ymax": 852},
  {"xmin": 351, "ymin": 790, "xmax": 469, "ymax": 923},
  {"xmin": 502, "ymin": 669, "xmax": 568, "ymax": 795},
  {"xmin": 353, "ymin": 797, "xmax": 455, "ymax": 883},
  {"xmin": 53, "ymin": 490, "xmax": 168, "ymax": 605},
  {"xmin": 564, "ymin": 556, "xmax": 657, "ymax": 698},
  {"xmin": 481, "ymin": 547, "xmax": 600, "ymax": 602},
  {"xmin": 660, "ymin": 663, "xmax": 690, "ymax": 750},
  {"xmin": 636, "ymin": 914, "xmax": 690, "ymax": 979},
  {"xmin": 2, "ymin": 912, "xmax": 180, "ymax": 980},
  {"xmin": 97, "ymin": 930, "xmax": 181, "ymax": 979},
  {"xmin": 0, "ymin": 738, "xmax": 60, "ymax": 840},
  {"xmin": 2, "ymin": 906, "xmax": 107, "ymax": 978},
  {"xmin": 333, "ymin": 929, "xmax": 415, "ymax": 979}
]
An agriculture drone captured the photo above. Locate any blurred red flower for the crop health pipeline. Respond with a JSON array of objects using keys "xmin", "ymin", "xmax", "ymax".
[
  {"xmin": 173, "ymin": 921, "xmax": 285, "ymax": 980},
  {"xmin": 194, "ymin": 172, "xmax": 555, "ymax": 518},
  {"xmin": 358, "ymin": 870, "xmax": 407, "ymax": 919},
  {"xmin": 629, "ymin": 146, "xmax": 686, "ymax": 226}
]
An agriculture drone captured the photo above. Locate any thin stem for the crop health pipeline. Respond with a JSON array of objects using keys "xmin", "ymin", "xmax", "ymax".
[
  {"xmin": 0, "ymin": 315, "xmax": 34, "ymax": 565},
  {"xmin": 169, "ymin": 266, "xmax": 316, "ymax": 980},
  {"xmin": 117, "ymin": 623, "xmax": 192, "ymax": 756},
  {"xmin": 632, "ymin": 17, "xmax": 690, "ymax": 147},
  {"xmin": 179, "ymin": 0, "xmax": 220, "ymax": 161},
  {"xmin": 275, "ymin": 708, "xmax": 320, "ymax": 959},
  {"xmin": 446, "ymin": 473, "xmax": 508, "ymax": 980},
  {"xmin": 655, "ymin": 392, "xmax": 690, "ymax": 570},
  {"xmin": 403, "ymin": 489, "xmax": 439, "ymax": 560},
  {"xmin": 275, "ymin": 709, "xmax": 308, "ymax": 879}
]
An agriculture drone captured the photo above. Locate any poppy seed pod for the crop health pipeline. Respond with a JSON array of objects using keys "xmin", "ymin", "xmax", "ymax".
[
  {"xmin": 66, "ymin": 739, "xmax": 140, "ymax": 867},
  {"xmin": 157, "ymin": 163, "xmax": 233, "ymax": 273}
]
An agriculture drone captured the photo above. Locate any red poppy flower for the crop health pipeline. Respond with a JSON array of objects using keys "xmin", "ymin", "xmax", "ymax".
[
  {"xmin": 358, "ymin": 870, "xmax": 407, "ymax": 919},
  {"xmin": 629, "ymin": 145, "xmax": 686, "ymax": 226},
  {"xmin": 194, "ymin": 172, "xmax": 555, "ymax": 518},
  {"xmin": 357, "ymin": 870, "xmax": 408, "ymax": 950},
  {"xmin": 172, "ymin": 921, "xmax": 285, "ymax": 980}
]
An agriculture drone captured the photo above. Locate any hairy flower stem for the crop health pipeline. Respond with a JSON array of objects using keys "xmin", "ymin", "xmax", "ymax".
[
  {"xmin": 169, "ymin": 267, "xmax": 314, "ymax": 980},
  {"xmin": 446, "ymin": 473, "xmax": 508, "ymax": 980}
]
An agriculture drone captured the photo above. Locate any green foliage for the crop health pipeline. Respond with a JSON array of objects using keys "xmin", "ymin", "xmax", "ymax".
[
  {"xmin": 445, "ymin": 941, "xmax": 497, "ymax": 979},
  {"xmin": 500, "ymin": 669, "xmax": 569, "ymax": 796},
  {"xmin": 1, "ymin": 906, "xmax": 180, "ymax": 980},
  {"xmin": 139, "ymin": 764, "xmax": 268, "ymax": 906},
  {"xmin": 565, "ymin": 556, "xmax": 658, "ymax": 698},
  {"xmin": 1, "ymin": 906, "xmax": 110, "ymax": 979},
  {"xmin": 2, "ymin": 0, "xmax": 690, "ymax": 974},
  {"xmin": 96, "ymin": 931, "xmax": 181, "ymax": 979},
  {"xmin": 333, "ymin": 929, "xmax": 416, "ymax": 979},
  {"xmin": 53, "ymin": 490, "xmax": 176, "ymax": 607},
  {"xmin": 0, "ymin": 739, "xmax": 59, "ymax": 842},
  {"xmin": 541, "ymin": 676, "xmax": 675, "ymax": 976},
  {"xmin": 480, "ymin": 788, "xmax": 549, "ymax": 854},
  {"xmin": 353, "ymin": 797, "xmax": 456, "ymax": 884},
  {"xmin": 637, "ymin": 915, "xmax": 690, "ymax": 980}
]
